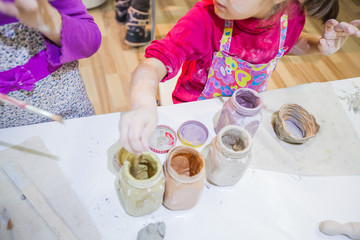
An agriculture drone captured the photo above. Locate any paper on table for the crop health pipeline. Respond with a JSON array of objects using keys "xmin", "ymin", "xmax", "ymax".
[
  {"xmin": 0, "ymin": 136, "xmax": 101, "ymax": 239},
  {"xmin": 250, "ymin": 82, "xmax": 360, "ymax": 176}
]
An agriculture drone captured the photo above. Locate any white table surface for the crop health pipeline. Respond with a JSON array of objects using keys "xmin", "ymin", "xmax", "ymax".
[{"xmin": 1, "ymin": 78, "xmax": 360, "ymax": 240}]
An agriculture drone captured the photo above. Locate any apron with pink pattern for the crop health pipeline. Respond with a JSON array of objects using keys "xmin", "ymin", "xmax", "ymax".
[{"xmin": 198, "ymin": 14, "xmax": 288, "ymax": 100}]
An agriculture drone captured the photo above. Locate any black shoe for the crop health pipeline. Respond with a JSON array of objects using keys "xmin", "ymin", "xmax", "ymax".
[
  {"xmin": 114, "ymin": 0, "xmax": 130, "ymax": 24},
  {"xmin": 125, "ymin": 7, "xmax": 151, "ymax": 47}
]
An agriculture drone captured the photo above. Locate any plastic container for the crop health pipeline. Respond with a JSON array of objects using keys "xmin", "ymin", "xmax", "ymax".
[
  {"xmin": 163, "ymin": 146, "xmax": 206, "ymax": 210},
  {"xmin": 149, "ymin": 125, "xmax": 177, "ymax": 154},
  {"xmin": 215, "ymin": 88, "xmax": 262, "ymax": 137},
  {"xmin": 177, "ymin": 120, "xmax": 208, "ymax": 148},
  {"xmin": 206, "ymin": 125, "xmax": 252, "ymax": 186},
  {"xmin": 117, "ymin": 152, "xmax": 165, "ymax": 216}
]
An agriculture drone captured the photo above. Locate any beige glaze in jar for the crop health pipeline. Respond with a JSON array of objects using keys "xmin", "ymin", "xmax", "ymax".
[
  {"xmin": 117, "ymin": 152, "xmax": 165, "ymax": 217},
  {"xmin": 206, "ymin": 125, "xmax": 252, "ymax": 186},
  {"xmin": 163, "ymin": 146, "xmax": 206, "ymax": 210}
]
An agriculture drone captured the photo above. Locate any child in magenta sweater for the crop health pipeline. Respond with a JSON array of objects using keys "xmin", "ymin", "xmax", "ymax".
[{"xmin": 120, "ymin": 0, "xmax": 360, "ymax": 154}]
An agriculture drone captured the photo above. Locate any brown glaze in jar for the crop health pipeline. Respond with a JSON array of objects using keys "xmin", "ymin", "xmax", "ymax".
[{"xmin": 163, "ymin": 146, "xmax": 206, "ymax": 210}]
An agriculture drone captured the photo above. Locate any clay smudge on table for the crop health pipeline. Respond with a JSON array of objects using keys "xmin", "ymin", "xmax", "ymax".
[
  {"xmin": 137, "ymin": 222, "xmax": 166, "ymax": 240},
  {"xmin": 341, "ymin": 89, "xmax": 360, "ymax": 113}
]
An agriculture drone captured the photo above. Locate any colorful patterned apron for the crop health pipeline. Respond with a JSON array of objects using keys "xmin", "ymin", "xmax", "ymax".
[{"xmin": 198, "ymin": 14, "xmax": 288, "ymax": 100}]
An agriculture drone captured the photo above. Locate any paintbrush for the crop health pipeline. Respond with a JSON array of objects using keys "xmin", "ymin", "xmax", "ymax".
[{"xmin": 0, "ymin": 93, "xmax": 63, "ymax": 123}]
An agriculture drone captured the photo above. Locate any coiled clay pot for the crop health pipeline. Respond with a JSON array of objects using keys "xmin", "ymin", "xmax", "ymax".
[{"xmin": 273, "ymin": 104, "xmax": 320, "ymax": 144}]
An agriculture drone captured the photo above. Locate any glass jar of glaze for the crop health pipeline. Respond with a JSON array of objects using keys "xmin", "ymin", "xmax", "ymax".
[
  {"xmin": 117, "ymin": 152, "xmax": 165, "ymax": 217},
  {"xmin": 206, "ymin": 125, "xmax": 252, "ymax": 186},
  {"xmin": 215, "ymin": 88, "xmax": 263, "ymax": 137},
  {"xmin": 163, "ymin": 146, "xmax": 206, "ymax": 210}
]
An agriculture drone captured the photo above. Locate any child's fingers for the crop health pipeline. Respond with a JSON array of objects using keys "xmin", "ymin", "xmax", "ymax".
[
  {"xmin": 350, "ymin": 20, "xmax": 360, "ymax": 26},
  {"xmin": 324, "ymin": 19, "xmax": 339, "ymax": 34},
  {"xmin": 349, "ymin": 20, "xmax": 360, "ymax": 38},
  {"xmin": 15, "ymin": 0, "xmax": 38, "ymax": 11},
  {"xmin": 0, "ymin": 2, "xmax": 19, "ymax": 16},
  {"xmin": 141, "ymin": 125, "xmax": 154, "ymax": 154},
  {"xmin": 119, "ymin": 116, "xmax": 132, "ymax": 153}
]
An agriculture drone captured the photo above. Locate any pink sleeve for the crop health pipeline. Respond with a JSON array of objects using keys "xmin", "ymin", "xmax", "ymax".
[
  {"xmin": 43, "ymin": 0, "xmax": 102, "ymax": 66},
  {"xmin": 145, "ymin": 2, "xmax": 216, "ymax": 81}
]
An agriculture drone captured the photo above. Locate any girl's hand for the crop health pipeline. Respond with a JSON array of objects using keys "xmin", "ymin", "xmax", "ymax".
[
  {"xmin": 120, "ymin": 103, "xmax": 158, "ymax": 155},
  {"xmin": 0, "ymin": 0, "xmax": 62, "ymax": 45},
  {"xmin": 319, "ymin": 19, "xmax": 360, "ymax": 56}
]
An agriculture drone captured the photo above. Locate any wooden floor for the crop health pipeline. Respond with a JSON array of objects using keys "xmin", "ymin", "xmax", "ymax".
[{"xmin": 79, "ymin": 0, "xmax": 360, "ymax": 115}]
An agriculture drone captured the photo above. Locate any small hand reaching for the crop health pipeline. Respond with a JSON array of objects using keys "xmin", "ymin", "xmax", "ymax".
[
  {"xmin": 319, "ymin": 19, "xmax": 360, "ymax": 56},
  {"xmin": 0, "ymin": 0, "xmax": 62, "ymax": 44},
  {"xmin": 120, "ymin": 103, "xmax": 158, "ymax": 155}
]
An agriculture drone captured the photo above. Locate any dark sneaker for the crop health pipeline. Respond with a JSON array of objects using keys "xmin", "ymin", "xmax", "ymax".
[
  {"xmin": 125, "ymin": 7, "xmax": 151, "ymax": 47},
  {"xmin": 114, "ymin": 0, "xmax": 130, "ymax": 23}
]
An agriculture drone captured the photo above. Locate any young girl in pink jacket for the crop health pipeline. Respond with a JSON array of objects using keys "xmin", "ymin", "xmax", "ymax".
[{"xmin": 120, "ymin": 0, "xmax": 360, "ymax": 154}]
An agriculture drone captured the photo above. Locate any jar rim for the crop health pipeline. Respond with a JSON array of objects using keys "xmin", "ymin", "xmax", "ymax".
[
  {"xmin": 230, "ymin": 88, "xmax": 263, "ymax": 115},
  {"xmin": 121, "ymin": 152, "xmax": 163, "ymax": 188},
  {"xmin": 166, "ymin": 146, "xmax": 205, "ymax": 183},
  {"xmin": 216, "ymin": 125, "xmax": 253, "ymax": 157}
]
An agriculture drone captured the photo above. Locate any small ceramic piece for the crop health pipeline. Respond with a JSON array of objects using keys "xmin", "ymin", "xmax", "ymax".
[
  {"xmin": 137, "ymin": 222, "xmax": 166, "ymax": 240},
  {"xmin": 319, "ymin": 220, "xmax": 360, "ymax": 240},
  {"xmin": 273, "ymin": 103, "xmax": 320, "ymax": 144}
]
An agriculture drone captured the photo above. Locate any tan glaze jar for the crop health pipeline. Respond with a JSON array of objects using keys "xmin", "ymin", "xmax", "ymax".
[
  {"xmin": 206, "ymin": 125, "xmax": 252, "ymax": 186},
  {"xmin": 163, "ymin": 146, "xmax": 206, "ymax": 210},
  {"xmin": 215, "ymin": 88, "xmax": 262, "ymax": 137},
  {"xmin": 118, "ymin": 152, "xmax": 165, "ymax": 217}
]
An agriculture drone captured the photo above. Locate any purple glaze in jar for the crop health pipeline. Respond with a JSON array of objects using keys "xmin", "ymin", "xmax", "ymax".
[{"xmin": 215, "ymin": 88, "xmax": 263, "ymax": 137}]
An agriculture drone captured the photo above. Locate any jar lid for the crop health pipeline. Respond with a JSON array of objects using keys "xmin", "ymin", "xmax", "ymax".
[
  {"xmin": 177, "ymin": 120, "xmax": 209, "ymax": 148},
  {"xmin": 149, "ymin": 125, "xmax": 177, "ymax": 154}
]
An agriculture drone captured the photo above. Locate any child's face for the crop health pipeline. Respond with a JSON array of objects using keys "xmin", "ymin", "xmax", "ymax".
[{"xmin": 213, "ymin": 0, "xmax": 279, "ymax": 19}]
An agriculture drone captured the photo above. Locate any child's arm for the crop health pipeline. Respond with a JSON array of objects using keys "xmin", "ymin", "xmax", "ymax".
[
  {"xmin": 288, "ymin": 19, "xmax": 360, "ymax": 56},
  {"xmin": 0, "ymin": 0, "xmax": 62, "ymax": 45},
  {"xmin": 120, "ymin": 58, "xmax": 167, "ymax": 155}
]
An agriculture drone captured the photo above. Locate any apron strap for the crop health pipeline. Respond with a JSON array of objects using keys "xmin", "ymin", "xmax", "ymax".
[
  {"xmin": 219, "ymin": 20, "xmax": 233, "ymax": 52},
  {"xmin": 278, "ymin": 13, "xmax": 288, "ymax": 53},
  {"xmin": 220, "ymin": 13, "xmax": 288, "ymax": 54}
]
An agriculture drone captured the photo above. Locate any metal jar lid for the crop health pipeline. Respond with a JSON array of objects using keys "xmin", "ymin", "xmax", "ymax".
[
  {"xmin": 177, "ymin": 120, "xmax": 209, "ymax": 148},
  {"xmin": 149, "ymin": 125, "xmax": 177, "ymax": 154}
]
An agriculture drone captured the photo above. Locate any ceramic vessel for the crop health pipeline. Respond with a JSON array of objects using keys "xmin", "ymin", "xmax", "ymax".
[{"xmin": 273, "ymin": 103, "xmax": 320, "ymax": 144}]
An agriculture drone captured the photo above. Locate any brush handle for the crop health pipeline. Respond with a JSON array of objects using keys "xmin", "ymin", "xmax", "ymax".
[
  {"xmin": 0, "ymin": 93, "xmax": 63, "ymax": 122},
  {"xmin": 0, "ymin": 93, "xmax": 26, "ymax": 108},
  {"xmin": 319, "ymin": 220, "xmax": 360, "ymax": 240}
]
